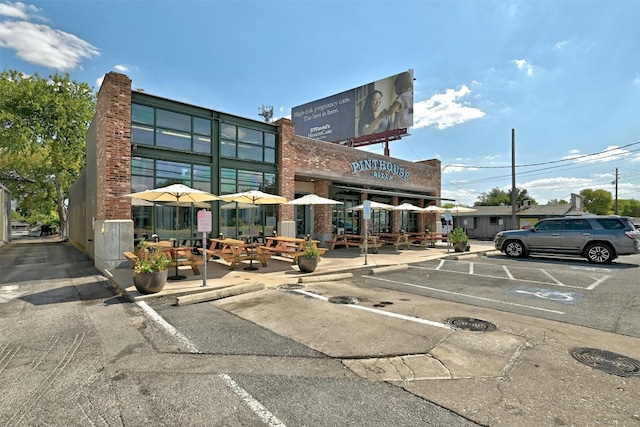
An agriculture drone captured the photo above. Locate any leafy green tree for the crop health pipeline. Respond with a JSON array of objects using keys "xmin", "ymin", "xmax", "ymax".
[
  {"xmin": 0, "ymin": 70, "xmax": 96, "ymax": 236},
  {"xmin": 474, "ymin": 187, "xmax": 536, "ymax": 206},
  {"xmin": 580, "ymin": 188, "xmax": 613, "ymax": 215},
  {"xmin": 547, "ymin": 199, "xmax": 568, "ymax": 205},
  {"xmin": 617, "ymin": 199, "xmax": 640, "ymax": 217}
]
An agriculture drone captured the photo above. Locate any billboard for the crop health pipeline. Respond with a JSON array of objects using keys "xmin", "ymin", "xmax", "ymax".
[{"xmin": 291, "ymin": 70, "xmax": 413, "ymax": 143}]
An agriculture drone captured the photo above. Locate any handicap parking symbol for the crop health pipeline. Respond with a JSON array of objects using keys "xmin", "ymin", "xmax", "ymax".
[{"xmin": 508, "ymin": 286, "xmax": 584, "ymax": 305}]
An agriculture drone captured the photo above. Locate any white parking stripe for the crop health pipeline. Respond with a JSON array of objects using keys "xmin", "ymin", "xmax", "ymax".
[
  {"xmin": 370, "ymin": 276, "xmax": 566, "ymax": 315},
  {"xmin": 469, "ymin": 262, "xmax": 474, "ymax": 275},
  {"xmin": 292, "ymin": 289, "xmax": 452, "ymax": 330},
  {"xmin": 502, "ymin": 265, "xmax": 514, "ymax": 280},
  {"xmin": 587, "ymin": 275, "xmax": 609, "ymax": 290},
  {"xmin": 435, "ymin": 260, "xmax": 445, "ymax": 270},
  {"xmin": 540, "ymin": 269, "xmax": 564, "ymax": 285},
  {"xmin": 219, "ymin": 374, "xmax": 287, "ymax": 427},
  {"xmin": 412, "ymin": 265, "xmax": 593, "ymax": 290},
  {"xmin": 136, "ymin": 301, "xmax": 201, "ymax": 354}
]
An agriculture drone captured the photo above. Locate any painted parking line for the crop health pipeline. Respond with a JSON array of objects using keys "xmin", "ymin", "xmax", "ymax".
[
  {"xmin": 507, "ymin": 286, "xmax": 584, "ymax": 305},
  {"xmin": 413, "ymin": 261, "xmax": 609, "ymax": 290},
  {"xmin": 368, "ymin": 276, "xmax": 566, "ymax": 315},
  {"xmin": 291, "ymin": 289, "xmax": 453, "ymax": 330}
]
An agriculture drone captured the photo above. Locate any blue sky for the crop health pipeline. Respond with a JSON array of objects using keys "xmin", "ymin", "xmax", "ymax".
[{"xmin": 1, "ymin": 0, "xmax": 639, "ymax": 206}]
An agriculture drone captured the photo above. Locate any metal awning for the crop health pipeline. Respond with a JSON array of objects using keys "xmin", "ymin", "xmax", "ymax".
[{"xmin": 332, "ymin": 185, "xmax": 455, "ymax": 202}]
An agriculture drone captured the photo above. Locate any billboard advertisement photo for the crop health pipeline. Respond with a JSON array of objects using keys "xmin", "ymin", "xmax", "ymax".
[{"xmin": 291, "ymin": 70, "xmax": 413, "ymax": 143}]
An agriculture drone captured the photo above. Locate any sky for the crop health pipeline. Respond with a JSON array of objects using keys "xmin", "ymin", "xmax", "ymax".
[{"xmin": 1, "ymin": 0, "xmax": 639, "ymax": 206}]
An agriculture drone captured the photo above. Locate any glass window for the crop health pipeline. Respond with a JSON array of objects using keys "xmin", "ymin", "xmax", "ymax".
[
  {"xmin": 237, "ymin": 127, "xmax": 262, "ymax": 145},
  {"xmin": 220, "ymin": 140, "xmax": 236, "ymax": 157},
  {"xmin": 597, "ymin": 218, "xmax": 625, "ymax": 229},
  {"xmin": 193, "ymin": 117, "xmax": 211, "ymax": 136},
  {"xmin": 193, "ymin": 135, "xmax": 211, "ymax": 154},
  {"xmin": 221, "ymin": 123, "xmax": 237, "ymax": 140},
  {"xmin": 156, "ymin": 160, "xmax": 190, "ymax": 183},
  {"xmin": 132, "ymin": 157, "xmax": 154, "ymax": 176},
  {"xmin": 237, "ymin": 143, "xmax": 263, "ymax": 161},
  {"xmin": 131, "ymin": 175, "xmax": 154, "ymax": 193},
  {"xmin": 193, "ymin": 164, "xmax": 211, "ymax": 181},
  {"xmin": 264, "ymin": 148, "xmax": 276, "ymax": 163},
  {"xmin": 156, "ymin": 129, "xmax": 191, "ymax": 151},
  {"xmin": 265, "ymin": 133, "xmax": 276, "ymax": 148},
  {"xmin": 157, "ymin": 109, "xmax": 191, "ymax": 132},
  {"xmin": 132, "ymin": 124, "xmax": 154, "ymax": 145},
  {"xmin": 132, "ymin": 104, "xmax": 154, "ymax": 125}
]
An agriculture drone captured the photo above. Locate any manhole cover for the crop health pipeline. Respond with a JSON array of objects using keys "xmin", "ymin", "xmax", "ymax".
[
  {"xmin": 570, "ymin": 348, "xmax": 640, "ymax": 377},
  {"xmin": 444, "ymin": 317, "xmax": 497, "ymax": 332},
  {"xmin": 328, "ymin": 296, "xmax": 359, "ymax": 305},
  {"xmin": 276, "ymin": 284, "xmax": 305, "ymax": 291}
]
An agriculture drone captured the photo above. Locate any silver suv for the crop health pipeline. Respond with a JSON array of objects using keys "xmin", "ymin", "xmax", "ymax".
[{"xmin": 494, "ymin": 215, "xmax": 640, "ymax": 264}]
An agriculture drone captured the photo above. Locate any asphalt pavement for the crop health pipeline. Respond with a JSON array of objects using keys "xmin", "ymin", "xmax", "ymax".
[{"xmin": 1, "ymin": 235, "xmax": 639, "ymax": 426}]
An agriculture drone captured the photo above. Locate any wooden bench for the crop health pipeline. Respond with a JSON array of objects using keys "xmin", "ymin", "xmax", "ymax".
[
  {"xmin": 200, "ymin": 239, "xmax": 272, "ymax": 270},
  {"xmin": 123, "ymin": 250, "xmax": 203, "ymax": 275},
  {"xmin": 260, "ymin": 245, "xmax": 327, "ymax": 264}
]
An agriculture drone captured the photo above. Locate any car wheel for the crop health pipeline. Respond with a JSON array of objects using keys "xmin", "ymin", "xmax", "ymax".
[
  {"xmin": 504, "ymin": 240, "xmax": 526, "ymax": 258},
  {"xmin": 585, "ymin": 243, "xmax": 613, "ymax": 264}
]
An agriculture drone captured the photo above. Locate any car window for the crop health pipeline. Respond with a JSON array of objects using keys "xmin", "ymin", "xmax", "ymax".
[
  {"xmin": 596, "ymin": 218, "xmax": 625, "ymax": 230},
  {"xmin": 535, "ymin": 219, "xmax": 563, "ymax": 231},
  {"xmin": 564, "ymin": 219, "xmax": 592, "ymax": 230}
]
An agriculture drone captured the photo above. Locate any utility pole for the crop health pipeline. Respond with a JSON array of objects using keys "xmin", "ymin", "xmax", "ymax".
[
  {"xmin": 511, "ymin": 129, "xmax": 517, "ymax": 228},
  {"xmin": 614, "ymin": 168, "xmax": 619, "ymax": 215}
]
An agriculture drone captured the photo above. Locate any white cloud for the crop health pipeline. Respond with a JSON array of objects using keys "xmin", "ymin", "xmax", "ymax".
[
  {"xmin": 513, "ymin": 59, "xmax": 534, "ymax": 76},
  {"xmin": 562, "ymin": 145, "xmax": 630, "ymax": 163},
  {"xmin": 0, "ymin": 1, "xmax": 40, "ymax": 19},
  {"xmin": 0, "ymin": 6, "xmax": 99, "ymax": 71},
  {"xmin": 114, "ymin": 64, "xmax": 130, "ymax": 72},
  {"xmin": 413, "ymin": 85, "xmax": 486, "ymax": 130}
]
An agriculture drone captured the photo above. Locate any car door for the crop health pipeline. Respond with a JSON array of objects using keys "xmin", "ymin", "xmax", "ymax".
[
  {"xmin": 559, "ymin": 218, "xmax": 593, "ymax": 253},
  {"xmin": 528, "ymin": 219, "xmax": 564, "ymax": 251}
]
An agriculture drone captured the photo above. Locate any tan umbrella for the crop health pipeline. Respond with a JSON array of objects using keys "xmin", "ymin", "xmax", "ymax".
[
  {"xmin": 124, "ymin": 184, "xmax": 220, "ymax": 279},
  {"xmin": 391, "ymin": 203, "xmax": 423, "ymax": 231},
  {"xmin": 219, "ymin": 190, "xmax": 288, "ymax": 270},
  {"xmin": 287, "ymin": 194, "xmax": 343, "ymax": 235},
  {"xmin": 419, "ymin": 205, "xmax": 447, "ymax": 213},
  {"xmin": 347, "ymin": 201, "xmax": 395, "ymax": 211}
]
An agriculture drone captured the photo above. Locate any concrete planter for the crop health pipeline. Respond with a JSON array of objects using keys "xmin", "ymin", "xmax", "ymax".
[
  {"xmin": 298, "ymin": 256, "xmax": 318, "ymax": 273},
  {"xmin": 133, "ymin": 269, "xmax": 168, "ymax": 294}
]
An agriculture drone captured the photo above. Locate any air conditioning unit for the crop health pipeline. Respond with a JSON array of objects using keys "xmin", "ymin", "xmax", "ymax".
[{"xmin": 522, "ymin": 200, "xmax": 531, "ymax": 207}]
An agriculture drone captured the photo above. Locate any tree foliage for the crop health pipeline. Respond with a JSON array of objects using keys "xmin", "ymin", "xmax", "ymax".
[
  {"xmin": 474, "ymin": 187, "xmax": 536, "ymax": 206},
  {"xmin": 0, "ymin": 70, "xmax": 96, "ymax": 234},
  {"xmin": 579, "ymin": 188, "xmax": 613, "ymax": 215}
]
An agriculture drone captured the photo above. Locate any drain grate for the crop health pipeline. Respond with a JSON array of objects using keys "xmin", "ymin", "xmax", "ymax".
[
  {"xmin": 570, "ymin": 348, "xmax": 640, "ymax": 377},
  {"xmin": 276, "ymin": 284, "xmax": 305, "ymax": 291},
  {"xmin": 444, "ymin": 317, "xmax": 497, "ymax": 332},
  {"xmin": 328, "ymin": 296, "xmax": 359, "ymax": 305}
]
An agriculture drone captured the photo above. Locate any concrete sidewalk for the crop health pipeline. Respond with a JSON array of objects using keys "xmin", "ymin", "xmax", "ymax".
[{"xmin": 106, "ymin": 239, "xmax": 498, "ymax": 301}]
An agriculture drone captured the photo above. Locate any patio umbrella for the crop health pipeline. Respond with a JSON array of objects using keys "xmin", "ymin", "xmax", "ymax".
[
  {"xmin": 219, "ymin": 190, "xmax": 288, "ymax": 270},
  {"xmin": 391, "ymin": 203, "xmax": 423, "ymax": 231},
  {"xmin": 287, "ymin": 194, "xmax": 343, "ymax": 235},
  {"xmin": 125, "ymin": 184, "xmax": 220, "ymax": 278},
  {"xmin": 347, "ymin": 201, "xmax": 395, "ymax": 211},
  {"xmin": 419, "ymin": 205, "xmax": 447, "ymax": 213}
]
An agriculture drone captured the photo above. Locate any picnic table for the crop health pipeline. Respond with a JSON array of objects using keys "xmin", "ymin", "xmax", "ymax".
[
  {"xmin": 200, "ymin": 238, "xmax": 270, "ymax": 270},
  {"xmin": 375, "ymin": 233, "xmax": 411, "ymax": 250},
  {"xmin": 260, "ymin": 236, "xmax": 326, "ymax": 265}
]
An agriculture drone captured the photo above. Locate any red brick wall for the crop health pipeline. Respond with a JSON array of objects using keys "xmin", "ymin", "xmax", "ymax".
[{"xmin": 95, "ymin": 72, "xmax": 132, "ymax": 220}]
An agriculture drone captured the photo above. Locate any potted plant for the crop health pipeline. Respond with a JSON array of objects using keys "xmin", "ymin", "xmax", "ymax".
[
  {"xmin": 133, "ymin": 240, "xmax": 171, "ymax": 293},
  {"xmin": 448, "ymin": 227, "xmax": 469, "ymax": 253},
  {"xmin": 298, "ymin": 240, "xmax": 320, "ymax": 273}
]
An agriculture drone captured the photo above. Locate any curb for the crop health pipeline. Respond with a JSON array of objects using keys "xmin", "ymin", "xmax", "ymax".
[
  {"xmin": 176, "ymin": 282, "xmax": 265, "ymax": 306},
  {"xmin": 298, "ymin": 272, "xmax": 354, "ymax": 283}
]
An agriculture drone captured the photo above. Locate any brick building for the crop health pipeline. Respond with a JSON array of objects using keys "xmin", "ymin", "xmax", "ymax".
[{"xmin": 69, "ymin": 72, "xmax": 446, "ymax": 272}]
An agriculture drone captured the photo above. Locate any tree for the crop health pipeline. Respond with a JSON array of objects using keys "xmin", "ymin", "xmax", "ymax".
[
  {"xmin": 475, "ymin": 187, "xmax": 536, "ymax": 206},
  {"xmin": 580, "ymin": 189, "xmax": 613, "ymax": 215},
  {"xmin": 0, "ymin": 70, "xmax": 96, "ymax": 236}
]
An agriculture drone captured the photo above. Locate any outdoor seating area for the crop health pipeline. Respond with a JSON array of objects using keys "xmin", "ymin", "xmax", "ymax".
[
  {"xmin": 260, "ymin": 236, "xmax": 327, "ymax": 265},
  {"xmin": 200, "ymin": 238, "xmax": 271, "ymax": 270}
]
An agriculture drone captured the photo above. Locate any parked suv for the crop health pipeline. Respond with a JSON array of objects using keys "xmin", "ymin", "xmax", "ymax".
[{"xmin": 494, "ymin": 215, "xmax": 640, "ymax": 264}]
